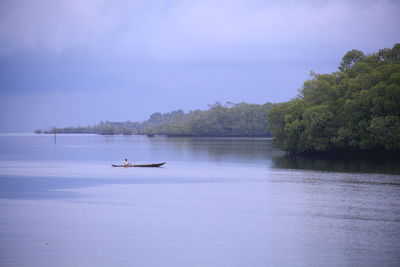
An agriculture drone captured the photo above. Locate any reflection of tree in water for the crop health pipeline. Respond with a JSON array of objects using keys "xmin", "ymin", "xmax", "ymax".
[
  {"xmin": 147, "ymin": 137, "xmax": 400, "ymax": 174},
  {"xmin": 148, "ymin": 137, "xmax": 281, "ymax": 163},
  {"xmin": 272, "ymin": 152, "xmax": 400, "ymax": 175}
]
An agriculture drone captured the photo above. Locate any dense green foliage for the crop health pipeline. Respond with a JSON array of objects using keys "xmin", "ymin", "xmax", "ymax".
[
  {"xmin": 44, "ymin": 102, "xmax": 273, "ymax": 137},
  {"xmin": 268, "ymin": 44, "xmax": 400, "ymax": 152},
  {"xmin": 139, "ymin": 102, "xmax": 273, "ymax": 136},
  {"xmin": 44, "ymin": 121, "xmax": 142, "ymax": 135}
]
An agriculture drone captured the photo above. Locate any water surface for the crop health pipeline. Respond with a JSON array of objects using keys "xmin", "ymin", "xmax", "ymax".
[{"xmin": 0, "ymin": 134, "xmax": 399, "ymax": 266}]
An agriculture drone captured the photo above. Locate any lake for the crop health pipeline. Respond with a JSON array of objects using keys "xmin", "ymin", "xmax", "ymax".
[{"xmin": 0, "ymin": 134, "xmax": 399, "ymax": 266}]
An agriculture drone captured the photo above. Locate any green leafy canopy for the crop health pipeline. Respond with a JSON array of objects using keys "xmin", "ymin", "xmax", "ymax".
[{"xmin": 268, "ymin": 44, "xmax": 400, "ymax": 152}]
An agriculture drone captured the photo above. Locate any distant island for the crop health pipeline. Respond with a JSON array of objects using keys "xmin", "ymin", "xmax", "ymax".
[{"xmin": 38, "ymin": 44, "xmax": 400, "ymax": 153}]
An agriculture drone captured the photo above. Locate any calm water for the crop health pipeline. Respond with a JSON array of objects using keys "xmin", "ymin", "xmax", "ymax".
[{"xmin": 0, "ymin": 134, "xmax": 399, "ymax": 267}]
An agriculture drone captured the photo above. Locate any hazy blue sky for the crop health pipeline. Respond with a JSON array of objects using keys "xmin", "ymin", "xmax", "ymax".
[{"xmin": 0, "ymin": 0, "xmax": 399, "ymax": 132}]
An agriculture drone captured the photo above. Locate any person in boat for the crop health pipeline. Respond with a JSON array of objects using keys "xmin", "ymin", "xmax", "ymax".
[{"xmin": 124, "ymin": 158, "xmax": 130, "ymax": 166}]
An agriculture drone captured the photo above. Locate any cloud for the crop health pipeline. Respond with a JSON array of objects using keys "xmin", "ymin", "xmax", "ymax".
[
  {"xmin": 0, "ymin": 0, "xmax": 399, "ymax": 62},
  {"xmin": 1, "ymin": 0, "xmax": 399, "ymax": 131}
]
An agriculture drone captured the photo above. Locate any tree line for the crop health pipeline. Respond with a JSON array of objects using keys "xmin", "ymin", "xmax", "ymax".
[
  {"xmin": 38, "ymin": 44, "xmax": 400, "ymax": 153},
  {"xmin": 40, "ymin": 121, "xmax": 142, "ymax": 135},
  {"xmin": 268, "ymin": 44, "xmax": 400, "ymax": 152},
  {"xmin": 40, "ymin": 102, "xmax": 274, "ymax": 137}
]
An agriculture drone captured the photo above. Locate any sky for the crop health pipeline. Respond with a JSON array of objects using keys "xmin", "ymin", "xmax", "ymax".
[{"xmin": 0, "ymin": 0, "xmax": 399, "ymax": 132}]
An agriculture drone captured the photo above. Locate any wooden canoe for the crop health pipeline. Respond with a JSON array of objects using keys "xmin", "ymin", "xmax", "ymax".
[{"xmin": 112, "ymin": 162, "xmax": 166, "ymax": 167}]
